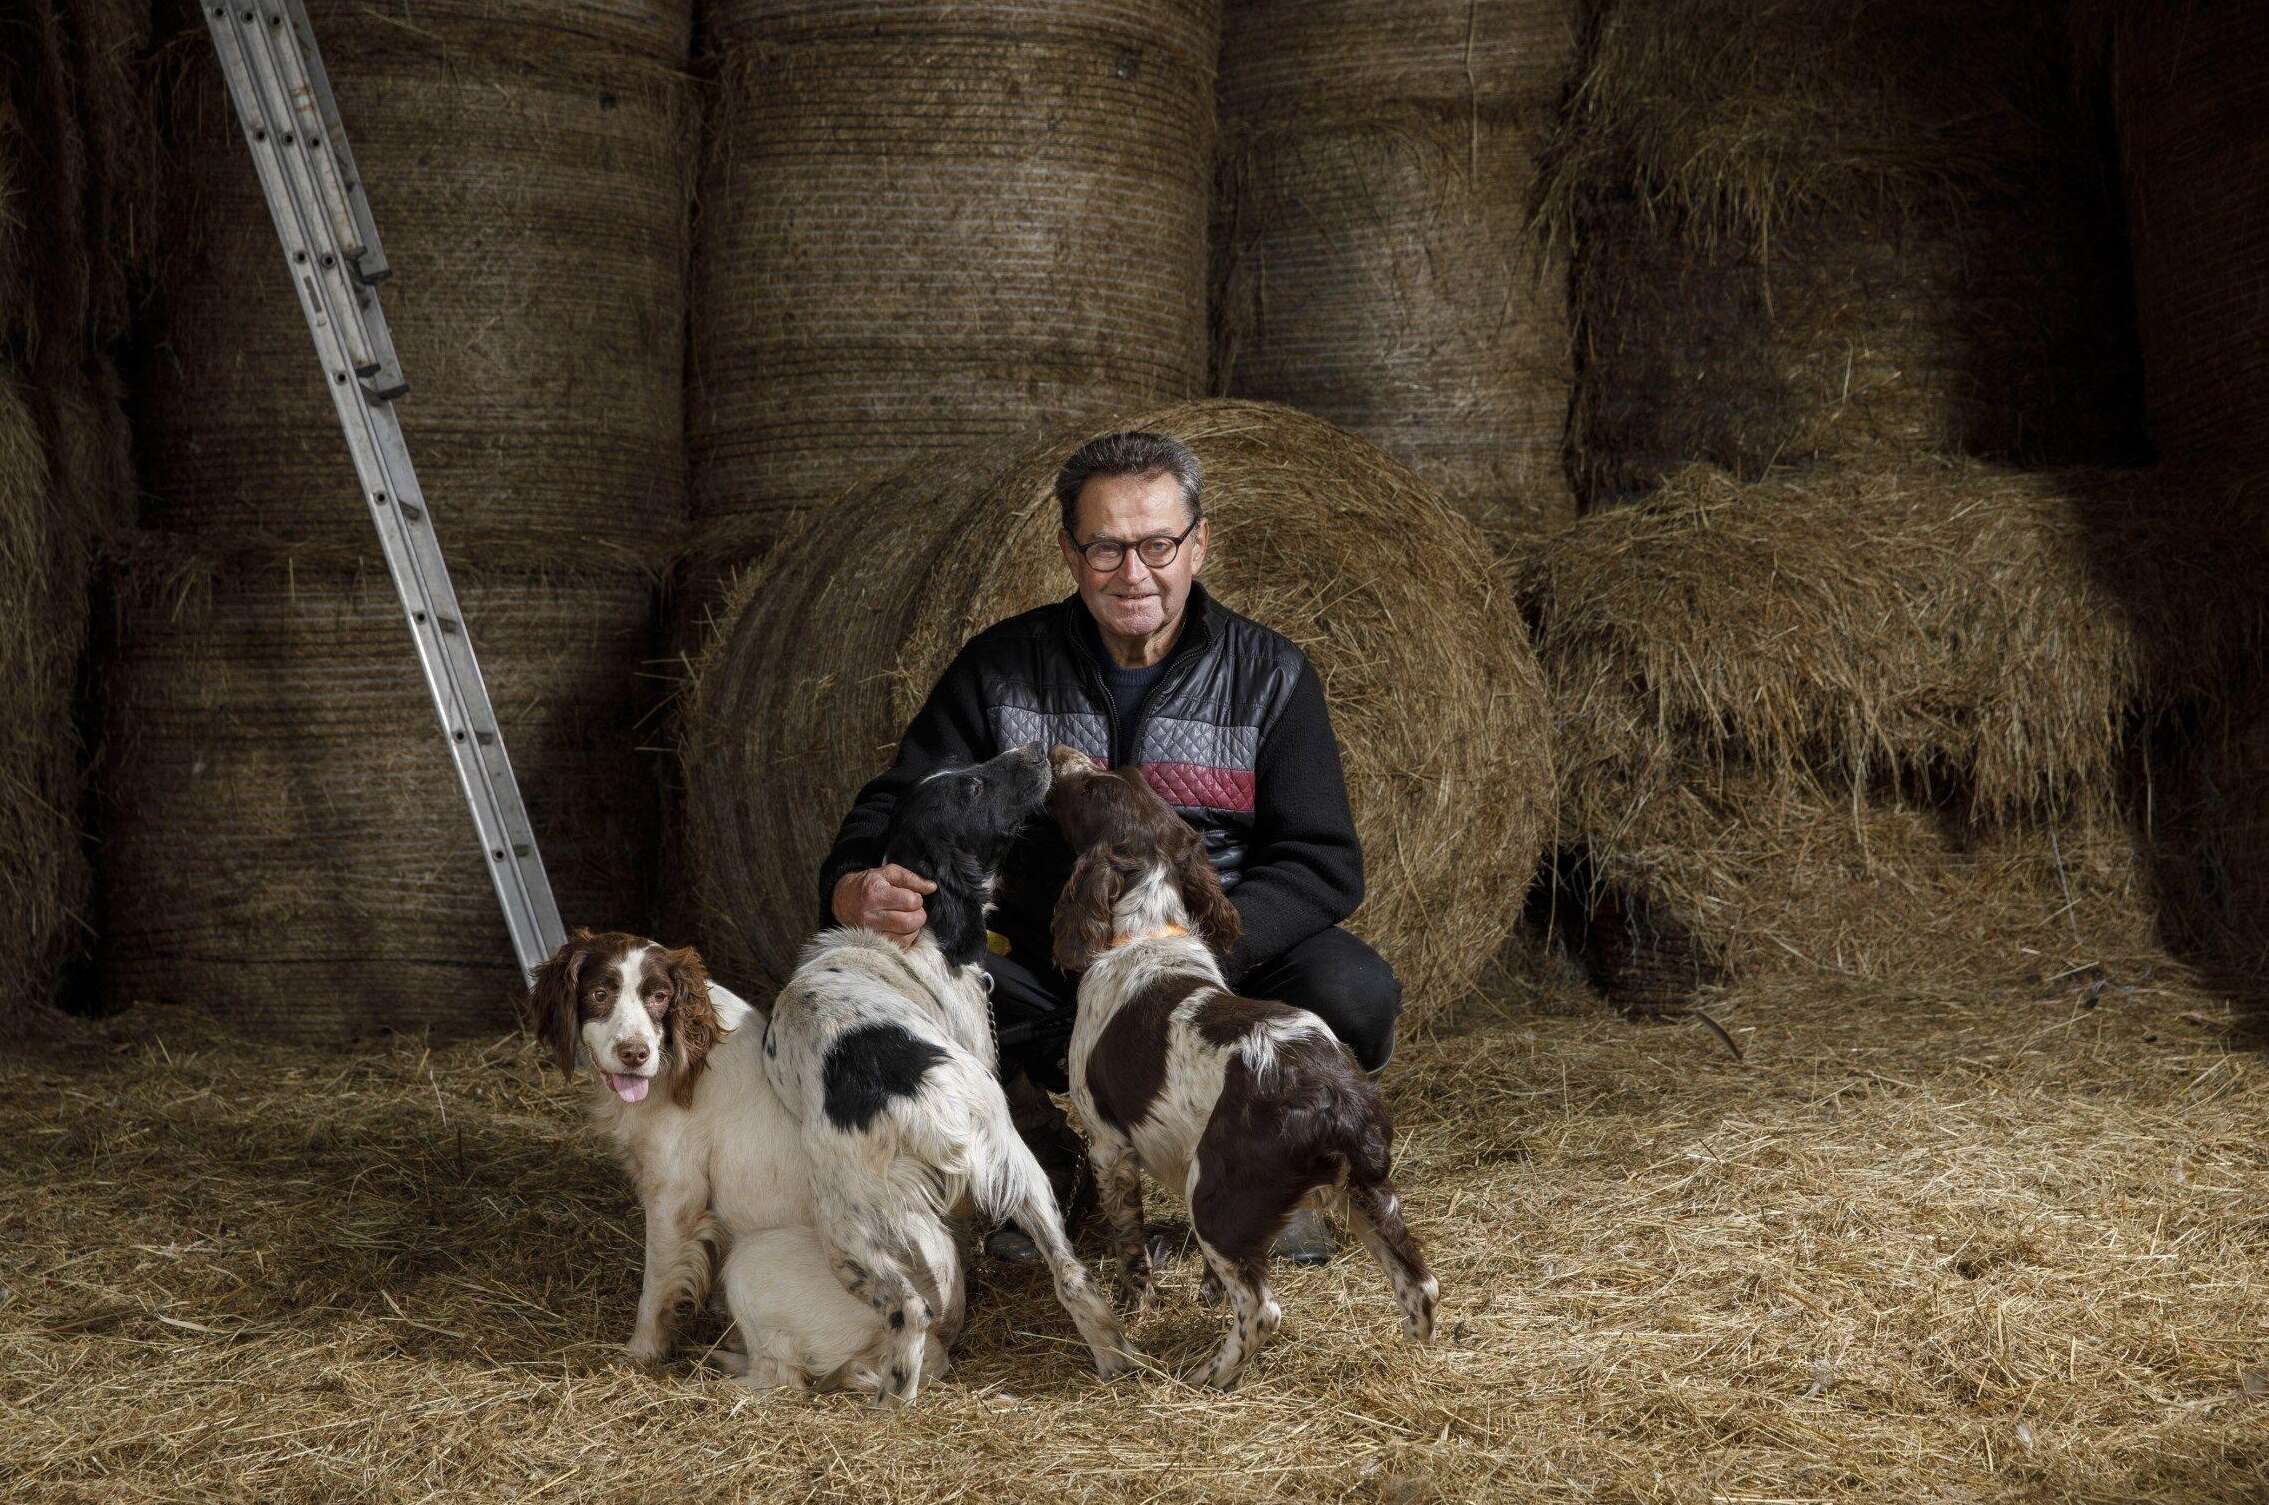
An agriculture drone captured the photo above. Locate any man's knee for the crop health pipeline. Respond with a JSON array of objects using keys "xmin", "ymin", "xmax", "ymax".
[{"xmin": 1260, "ymin": 930, "xmax": 1403, "ymax": 1073}]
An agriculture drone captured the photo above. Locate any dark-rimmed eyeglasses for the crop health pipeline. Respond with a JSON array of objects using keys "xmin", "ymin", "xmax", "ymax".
[{"xmin": 1070, "ymin": 517, "xmax": 1199, "ymax": 573}]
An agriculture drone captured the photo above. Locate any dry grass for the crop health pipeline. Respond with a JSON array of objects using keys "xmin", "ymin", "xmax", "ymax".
[
  {"xmin": 1520, "ymin": 461, "xmax": 2269, "ymax": 825},
  {"xmin": 5, "ymin": 973, "xmax": 2266, "ymax": 1503}
]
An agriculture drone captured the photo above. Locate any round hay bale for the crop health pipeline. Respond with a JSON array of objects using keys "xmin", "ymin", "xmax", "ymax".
[
  {"xmin": 2098, "ymin": 4, "xmax": 2269, "ymax": 474},
  {"xmin": 1537, "ymin": 0, "xmax": 2145, "ymax": 505},
  {"xmin": 95, "ymin": 551, "xmax": 660, "ymax": 1040},
  {"xmin": 686, "ymin": 0, "xmax": 1216, "ymax": 556},
  {"xmin": 1213, "ymin": 0, "xmax": 1577, "ymax": 535},
  {"xmin": 1519, "ymin": 460, "xmax": 2269, "ymax": 826},
  {"xmin": 682, "ymin": 400, "xmax": 1552, "ymax": 1024},
  {"xmin": 143, "ymin": 0, "xmax": 692, "ymax": 567}
]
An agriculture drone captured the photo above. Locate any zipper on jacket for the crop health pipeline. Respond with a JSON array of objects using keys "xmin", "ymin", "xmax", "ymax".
[{"xmin": 1067, "ymin": 595, "xmax": 1213, "ymax": 770}]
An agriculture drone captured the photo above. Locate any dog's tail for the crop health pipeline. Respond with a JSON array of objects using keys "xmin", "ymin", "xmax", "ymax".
[{"xmin": 962, "ymin": 1073, "xmax": 1065, "ymax": 1233}]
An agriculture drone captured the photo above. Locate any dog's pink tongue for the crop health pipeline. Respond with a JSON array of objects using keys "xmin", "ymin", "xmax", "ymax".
[{"xmin": 608, "ymin": 1072, "xmax": 650, "ymax": 1104}]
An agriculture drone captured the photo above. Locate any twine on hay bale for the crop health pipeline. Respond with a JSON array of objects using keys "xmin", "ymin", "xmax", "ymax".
[
  {"xmin": 686, "ymin": 0, "xmax": 1216, "ymax": 558},
  {"xmin": 682, "ymin": 400, "xmax": 1553, "ymax": 1021},
  {"xmin": 2088, "ymin": 2, "xmax": 2269, "ymax": 474},
  {"xmin": 1522, "ymin": 461, "xmax": 2269, "ymax": 827},
  {"xmin": 1212, "ymin": 0, "xmax": 1577, "ymax": 534},
  {"xmin": 94, "ymin": 544, "xmax": 660, "ymax": 1040},
  {"xmin": 1536, "ymin": 0, "xmax": 2144, "ymax": 505},
  {"xmin": 143, "ymin": 0, "xmax": 694, "ymax": 568}
]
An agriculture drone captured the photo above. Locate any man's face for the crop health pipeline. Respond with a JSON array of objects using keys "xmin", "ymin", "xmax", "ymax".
[{"xmin": 1058, "ymin": 469, "xmax": 1208, "ymax": 646}]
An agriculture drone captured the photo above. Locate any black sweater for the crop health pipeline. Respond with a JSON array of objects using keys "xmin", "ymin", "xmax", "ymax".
[{"xmin": 816, "ymin": 588, "xmax": 1364, "ymax": 980}]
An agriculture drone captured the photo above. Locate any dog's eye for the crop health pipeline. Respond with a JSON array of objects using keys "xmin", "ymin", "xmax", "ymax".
[{"xmin": 649, "ymin": 990, "xmax": 671, "ymax": 1011}]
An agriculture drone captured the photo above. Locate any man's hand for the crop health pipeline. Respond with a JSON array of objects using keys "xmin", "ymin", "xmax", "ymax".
[{"xmin": 831, "ymin": 864, "xmax": 938, "ymax": 947}]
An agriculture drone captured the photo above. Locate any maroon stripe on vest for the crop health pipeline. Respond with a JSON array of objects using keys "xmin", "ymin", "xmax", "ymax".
[{"xmin": 1140, "ymin": 762, "xmax": 1257, "ymax": 813}]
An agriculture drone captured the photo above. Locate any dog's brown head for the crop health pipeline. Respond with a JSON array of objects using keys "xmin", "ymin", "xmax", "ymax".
[
  {"xmin": 1045, "ymin": 746, "xmax": 1241, "ymax": 972},
  {"xmin": 529, "ymin": 929, "xmax": 728, "ymax": 1108}
]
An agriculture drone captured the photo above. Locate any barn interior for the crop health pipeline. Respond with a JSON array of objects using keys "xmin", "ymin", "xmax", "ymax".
[{"xmin": 3, "ymin": 1, "xmax": 2265, "ymax": 1499}]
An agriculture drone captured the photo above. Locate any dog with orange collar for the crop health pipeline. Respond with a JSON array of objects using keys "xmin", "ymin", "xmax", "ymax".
[{"xmin": 1045, "ymin": 746, "xmax": 1437, "ymax": 1390}]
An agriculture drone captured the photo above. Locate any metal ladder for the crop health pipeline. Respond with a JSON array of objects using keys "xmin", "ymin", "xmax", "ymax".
[{"xmin": 201, "ymin": 0, "xmax": 568, "ymax": 981}]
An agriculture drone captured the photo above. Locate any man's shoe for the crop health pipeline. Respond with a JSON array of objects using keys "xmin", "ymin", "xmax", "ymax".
[
  {"xmin": 1271, "ymin": 1207, "xmax": 1336, "ymax": 1265},
  {"xmin": 985, "ymin": 1224, "xmax": 1043, "ymax": 1264}
]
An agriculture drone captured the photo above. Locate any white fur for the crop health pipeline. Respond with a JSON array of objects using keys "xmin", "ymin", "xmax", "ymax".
[
  {"xmin": 763, "ymin": 927, "xmax": 1134, "ymax": 1403},
  {"xmin": 577, "ymin": 947, "xmax": 941, "ymax": 1397}
]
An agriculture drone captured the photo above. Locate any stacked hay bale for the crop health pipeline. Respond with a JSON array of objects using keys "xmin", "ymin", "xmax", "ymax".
[
  {"xmin": 1520, "ymin": 463, "xmax": 2268, "ymax": 1006},
  {"xmin": 1212, "ymin": 0, "xmax": 1578, "ymax": 534},
  {"xmin": 682, "ymin": 400, "xmax": 1553, "ymax": 1026},
  {"xmin": 100, "ymin": 0, "xmax": 692, "ymax": 1038},
  {"xmin": 1537, "ymin": 0, "xmax": 2145, "ymax": 507},
  {"xmin": 685, "ymin": 0, "xmax": 1220, "ymax": 595},
  {"xmin": 2, "ymin": 0, "xmax": 148, "ymax": 1017}
]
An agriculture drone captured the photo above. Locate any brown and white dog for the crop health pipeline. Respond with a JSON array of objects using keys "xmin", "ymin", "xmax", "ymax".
[
  {"xmin": 1046, "ymin": 748, "xmax": 1438, "ymax": 1389},
  {"xmin": 529, "ymin": 929, "xmax": 944, "ymax": 1395}
]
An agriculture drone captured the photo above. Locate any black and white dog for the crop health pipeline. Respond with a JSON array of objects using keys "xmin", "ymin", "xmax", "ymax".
[
  {"xmin": 762, "ymin": 744, "xmax": 1133, "ymax": 1403},
  {"xmin": 1046, "ymin": 746, "xmax": 1437, "ymax": 1390}
]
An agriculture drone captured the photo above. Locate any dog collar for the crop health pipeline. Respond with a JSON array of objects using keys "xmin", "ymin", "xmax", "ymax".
[{"xmin": 1108, "ymin": 923, "xmax": 1190, "ymax": 950}]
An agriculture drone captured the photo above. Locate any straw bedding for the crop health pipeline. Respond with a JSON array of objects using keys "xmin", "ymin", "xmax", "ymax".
[
  {"xmin": 94, "ymin": 548, "xmax": 660, "ymax": 1040},
  {"xmin": 681, "ymin": 400, "xmax": 1551, "ymax": 1022},
  {"xmin": 4, "ymin": 968, "xmax": 2264, "ymax": 1502},
  {"xmin": 687, "ymin": 0, "xmax": 1216, "ymax": 556},
  {"xmin": 1212, "ymin": 0, "xmax": 1577, "ymax": 533},
  {"xmin": 144, "ymin": 0, "xmax": 694, "ymax": 569},
  {"xmin": 2093, "ymin": 3, "xmax": 2269, "ymax": 474},
  {"xmin": 1538, "ymin": 0, "xmax": 2144, "ymax": 505}
]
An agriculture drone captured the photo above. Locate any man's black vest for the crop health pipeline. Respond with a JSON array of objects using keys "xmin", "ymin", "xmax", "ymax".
[{"xmin": 974, "ymin": 583, "xmax": 1306, "ymax": 895}]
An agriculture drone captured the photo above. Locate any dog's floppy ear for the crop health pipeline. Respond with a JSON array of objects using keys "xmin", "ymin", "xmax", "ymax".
[
  {"xmin": 1053, "ymin": 845, "xmax": 1127, "ymax": 973},
  {"xmin": 661, "ymin": 945, "xmax": 721, "ymax": 1109},
  {"xmin": 529, "ymin": 928, "xmax": 595, "ymax": 1074},
  {"xmin": 1169, "ymin": 824, "xmax": 1241, "ymax": 957}
]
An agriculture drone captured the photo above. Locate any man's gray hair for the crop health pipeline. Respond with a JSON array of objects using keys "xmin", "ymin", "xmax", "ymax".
[{"xmin": 1054, "ymin": 431, "xmax": 1203, "ymax": 538}]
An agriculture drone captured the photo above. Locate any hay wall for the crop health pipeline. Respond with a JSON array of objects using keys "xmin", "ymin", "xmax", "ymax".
[
  {"xmin": 1521, "ymin": 461, "xmax": 2269, "ymax": 1006},
  {"xmin": 1211, "ymin": 0, "xmax": 1577, "ymax": 535},
  {"xmin": 1, "ymin": 0, "xmax": 149, "ymax": 1016},
  {"xmin": 94, "ymin": 555, "xmax": 657, "ymax": 1039},
  {"xmin": 144, "ymin": 0, "xmax": 693, "ymax": 568},
  {"xmin": 1540, "ymin": 0, "xmax": 2146, "ymax": 506},
  {"xmin": 686, "ymin": 0, "xmax": 1218, "ymax": 569},
  {"xmin": 99, "ymin": 0, "xmax": 691, "ymax": 1030},
  {"xmin": 2098, "ymin": 4, "xmax": 2269, "ymax": 474},
  {"xmin": 682, "ymin": 400, "xmax": 1552, "ymax": 1023}
]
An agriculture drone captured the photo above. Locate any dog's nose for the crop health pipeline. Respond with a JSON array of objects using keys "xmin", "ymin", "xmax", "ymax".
[{"xmin": 615, "ymin": 1040, "xmax": 650, "ymax": 1069}]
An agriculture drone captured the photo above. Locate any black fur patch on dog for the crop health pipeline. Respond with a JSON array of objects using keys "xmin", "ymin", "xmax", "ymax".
[{"xmin": 822, "ymin": 1022, "xmax": 948, "ymax": 1133}]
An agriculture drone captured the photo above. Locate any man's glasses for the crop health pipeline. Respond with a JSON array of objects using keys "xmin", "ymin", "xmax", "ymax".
[{"xmin": 1071, "ymin": 517, "xmax": 1199, "ymax": 572}]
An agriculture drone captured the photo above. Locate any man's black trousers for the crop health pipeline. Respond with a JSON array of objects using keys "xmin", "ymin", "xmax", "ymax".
[{"xmin": 984, "ymin": 926, "xmax": 1402, "ymax": 1092}]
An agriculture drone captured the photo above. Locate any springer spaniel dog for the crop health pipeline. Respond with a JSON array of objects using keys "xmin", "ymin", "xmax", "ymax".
[
  {"xmin": 530, "ymin": 930, "xmax": 942, "ymax": 1395},
  {"xmin": 1045, "ymin": 746, "xmax": 1438, "ymax": 1390},
  {"xmin": 763, "ymin": 744, "xmax": 1133, "ymax": 1404}
]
